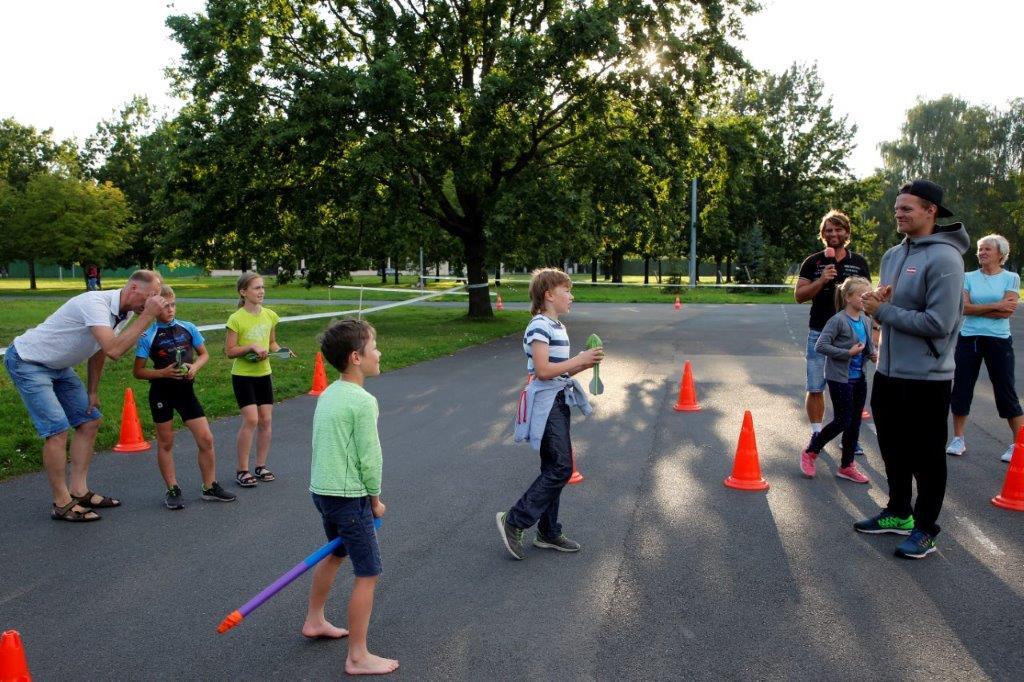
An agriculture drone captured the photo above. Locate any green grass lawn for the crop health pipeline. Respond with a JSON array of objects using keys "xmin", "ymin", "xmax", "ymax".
[
  {"xmin": 0, "ymin": 273, "xmax": 797, "ymax": 304},
  {"xmin": 0, "ymin": 302, "xmax": 530, "ymax": 481}
]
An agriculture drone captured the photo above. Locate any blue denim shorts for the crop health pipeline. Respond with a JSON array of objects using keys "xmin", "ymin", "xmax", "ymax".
[
  {"xmin": 4, "ymin": 345, "xmax": 102, "ymax": 438},
  {"xmin": 311, "ymin": 493, "xmax": 382, "ymax": 577},
  {"xmin": 805, "ymin": 330, "xmax": 827, "ymax": 393}
]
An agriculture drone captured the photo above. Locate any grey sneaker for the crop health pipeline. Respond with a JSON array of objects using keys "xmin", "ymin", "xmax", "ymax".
[
  {"xmin": 164, "ymin": 485, "xmax": 184, "ymax": 510},
  {"xmin": 201, "ymin": 481, "xmax": 237, "ymax": 502},
  {"xmin": 946, "ymin": 436, "xmax": 966, "ymax": 456},
  {"xmin": 533, "ymin": 533, "xmax": 581, "ymax": 553},
  {"xmin": 496, "ymin": 512, "xmax": 525, "ymax": 560}
]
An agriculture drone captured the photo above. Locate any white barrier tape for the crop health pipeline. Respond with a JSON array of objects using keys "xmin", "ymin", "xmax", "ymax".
[
  {"xmin": 0, "ymin": 285, "xmax": 472, "ymax": 357},
  {"xmin": 329, "ymin": 284, "xmax": 494, "ymax": 297},
  {"xmin": 193, "ymin": 285, "xmax": 467, "ymax": 333},
  {"xmin": 417, "ymin": 274, "xmax": 791, "ymax": 289}
]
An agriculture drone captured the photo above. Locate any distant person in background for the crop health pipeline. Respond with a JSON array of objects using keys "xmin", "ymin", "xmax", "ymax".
[
  {"xmin": 86, "ymin": 263, "xmax": 100, "ymax": 291},
  {"xmin": 4, "ymin": 270, "xmax": 165, "ymax": 521},
  {"xmin": 945, "ymin": 234, "xmax": 1023, "ymax": 462},
  {"xmin": 0, "ymin": 264, "xmax": 8, "ymax": 279}
]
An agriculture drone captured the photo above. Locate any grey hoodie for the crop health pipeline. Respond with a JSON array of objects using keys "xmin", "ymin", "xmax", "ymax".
[{"xmin": 875, "ymin": 223, "xmax": 969, "ymax": 381}]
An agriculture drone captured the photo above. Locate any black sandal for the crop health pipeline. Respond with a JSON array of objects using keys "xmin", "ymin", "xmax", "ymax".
[
  {"xmin": 254, "ymin": 466, "xmax": 276, "ymax": 482},
  {"xmin": 236, "ymin": 470, "xmax": 258, "ymax": 488},
  {"xmin": 51, "ymin": 500, "xmax": 101, "ymax": 522},
  {"xmin": 74, "ymin": 490, "xmax": 121, "ymax": 508}
]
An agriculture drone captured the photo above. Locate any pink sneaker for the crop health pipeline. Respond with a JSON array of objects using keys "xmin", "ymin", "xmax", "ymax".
[
  {"xmin": 800, "ymin": 449, "xmax": 817, "ymax": 478},
  {"xmin": 836, "ymin": 463, "xmax": 869, "ymax": 484}
]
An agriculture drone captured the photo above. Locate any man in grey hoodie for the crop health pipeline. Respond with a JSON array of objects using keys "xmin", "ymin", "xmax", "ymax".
[{"xmin": 855, "ymin": 179, "xmax": 969, "ymax": 559}]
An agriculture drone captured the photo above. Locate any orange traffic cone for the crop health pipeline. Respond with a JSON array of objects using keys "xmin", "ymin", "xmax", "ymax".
[
  {"xmin": 993, "ymin": 426, "xmax": 1024, "ymax": 511},
  {"xmin": 724, "ymin": 411, "xmax": 769, "ymax": 491},
  {"xmin": 0, "ymin": 630, "xmax": 32, "ymax": 681},
  {"xmin": 112, "ymin": 387, "xmax": 150, "ymax": 453},
  {"xmin": 674, "ymin": 296, "xmax": 681, "ymax": 310},
  {"xmin": 673, "ymin": 361, "xmax": 701, "ymax": 412},
  {"xmin": 568, "ymin": 448, "xmax": 584, "ymax": 485},
  {"xmin": 308, "ymin": 352, "xmax": 329, "ymax": 396},
  {"xmin": 496, "ymin": 294, "xmax": 505, "ymax": 311}
]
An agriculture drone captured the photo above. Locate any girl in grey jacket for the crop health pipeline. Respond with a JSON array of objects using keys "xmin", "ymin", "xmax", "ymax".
[{"xmin": 801, "ymin": 277, "xmax": 876, "ymax": 483}]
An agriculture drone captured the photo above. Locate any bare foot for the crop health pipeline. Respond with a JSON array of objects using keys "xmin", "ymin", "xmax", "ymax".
[
  {"xmin": 345, "ymin": 653, "xmax": 400, "ymax": 675},
  {"xmin": 301, "ymin": 621, "xmax": 349, "ymax": 639}
]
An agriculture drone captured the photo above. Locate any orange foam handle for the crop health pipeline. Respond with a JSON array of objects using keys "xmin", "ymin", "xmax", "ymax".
[{"xmin": 217, "ymin": 610, "xmax": 244, "ymax": 634}]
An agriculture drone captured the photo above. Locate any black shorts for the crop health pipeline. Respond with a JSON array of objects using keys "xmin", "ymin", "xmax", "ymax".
[
  {"xmin": 232, "ymin": 374, "xmax": 275, "ymax": 408},
  {"xmin": 148, "ymin": 380, "xmax": 206, "ymax": 424}
]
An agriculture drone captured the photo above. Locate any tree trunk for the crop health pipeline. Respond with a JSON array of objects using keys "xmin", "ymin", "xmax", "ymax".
[
  {"xmin": 643, "ymin": 256, "xmax": 650, "ymax": 284},
  {"xmin": 495, "ymin": 262, "xmax": 501, "ymax": 287},
  {"xmin": 611, "ymin": 250, "xmax": 624, "ymax": 283},
  {"xmin": 393, "ymin": 255, "xmax": 399, "ymax": 285},
  {"xmin": 29, "ymin": 260, "xmax": 37, "ymax": 290},
  {"xmin": 463, "ymin": 230, "xmax": 493, "ymax": 318},
  {"xmin": 715, "ymin": 255, "xmax": 723, "ymax": 284},
  {"xmin": 726, "ymin": 256, "xmax": 733, "ymax": 283},
  {"xmin": 591, "ymin": 257, "xmax": 598, "ymax": 283},
  {"xmin": 657, "ymin": 259, "xmax": 662, "ymax": 284},
  {"xmin": 379, "ymin": 259, "xmax": 387, "ymax": 284}
]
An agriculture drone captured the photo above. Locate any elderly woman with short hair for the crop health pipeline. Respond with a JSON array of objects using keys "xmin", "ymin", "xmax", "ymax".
[{"xmin": 946, "ymin": 234, "xmax": 1023, "ymax": 461}]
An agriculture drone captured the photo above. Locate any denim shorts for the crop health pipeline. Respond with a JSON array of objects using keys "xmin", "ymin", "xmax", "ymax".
[
  {"xmin": 311, "ymin": 493, "xmax": 382, "ymax": 577},
  {"xmin": 4, "ymin": 345, "xmax": 102, "ymax": 438},
  {"xmin": 805, "ymin": 330, "xmax": 827, "ymax": 393}
]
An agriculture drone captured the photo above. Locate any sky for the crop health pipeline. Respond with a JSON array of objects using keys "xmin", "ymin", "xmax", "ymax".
[{"xmin": 1, "ymin": 0, "xmax": 1020, "ymax": 178}]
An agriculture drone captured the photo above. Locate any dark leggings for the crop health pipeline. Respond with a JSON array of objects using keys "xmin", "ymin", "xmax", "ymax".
[
  {"xmin": 809, "ymin": 378, "xmax": 867, "ymax": 467},
  {"xmin": 950, "ymin": 334, "xmax": 1023, "ymax": 419}
]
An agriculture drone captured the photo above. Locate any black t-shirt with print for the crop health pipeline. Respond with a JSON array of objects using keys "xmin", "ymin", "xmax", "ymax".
[{"xmin": 798, "ymin": 250, "xmax": 871, "ymax": 331}]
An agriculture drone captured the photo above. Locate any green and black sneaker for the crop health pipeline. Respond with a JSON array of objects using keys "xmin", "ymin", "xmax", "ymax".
[
  {"xmin": 496, "ymin": 512, "xmax": 526, "ymax": 560},
  {"xmin": 164, "ymin": 485, "xmax": 185, "ymax": 510},
  {"xmin": 854, "ymin": 510, "xmax": 914, "ymax": 535},
  {"xmin": 533, "ymin": 533, "xmax": 581, "ymax": 553}
]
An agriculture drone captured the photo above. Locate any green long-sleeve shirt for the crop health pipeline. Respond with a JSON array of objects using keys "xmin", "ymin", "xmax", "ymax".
[{"xmin": 309, "ymin": 380, "xmax": 382, "ymax": 497}]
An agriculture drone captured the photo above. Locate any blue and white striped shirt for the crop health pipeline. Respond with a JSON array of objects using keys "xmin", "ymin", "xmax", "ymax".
[{"xmin": 523, "ymin": 314, "xmax": 570, "ymax": 376}]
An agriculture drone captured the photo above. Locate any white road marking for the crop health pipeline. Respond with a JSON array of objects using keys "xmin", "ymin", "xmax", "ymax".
[{"xmin": 957, "ymin": 516, "xmax": 1005, "ymax": 556}]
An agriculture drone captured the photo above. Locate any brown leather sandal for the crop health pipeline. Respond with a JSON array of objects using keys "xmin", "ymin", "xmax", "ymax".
[
  {"xmin": 51, "ymin": 500, "xmax": 101, "ymax": 522},
  {"xmin": 74, "ymin": 490, "xmax": 121, "ymax": 508}
]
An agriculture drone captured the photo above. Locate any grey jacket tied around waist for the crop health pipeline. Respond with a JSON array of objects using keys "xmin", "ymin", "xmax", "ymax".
[
  {"xmin": 815, "ymin": 312, "xmax": 875, "ymax": 383},
  {"xmin": 513, "ymin": 376, "xmax": 593, "ymax": 450},
  {"xmin": 875, "ymin": 223, "xmax": 969, "ymax": 381}
]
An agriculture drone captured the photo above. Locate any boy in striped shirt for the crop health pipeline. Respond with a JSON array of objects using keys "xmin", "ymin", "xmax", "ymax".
[{"xmin": 497, "ymin": 268, "xmax": 604, "ymax": 560}]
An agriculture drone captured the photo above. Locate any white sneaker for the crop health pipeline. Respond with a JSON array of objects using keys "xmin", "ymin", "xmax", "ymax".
[
  {"xmin": 945, "ymin": 436, "xmax": 966, "ymax": 456},
  {"xmin": 1001, "ymin": 444, "xmax": 1015, "ymax": 463}
]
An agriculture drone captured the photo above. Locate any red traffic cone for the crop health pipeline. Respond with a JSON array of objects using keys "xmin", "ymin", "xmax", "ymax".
[
  {"xmin": 308, "ymin": 352, "xmax": 329, "ymax": 396},
  {"xmin": 496, "ymin": 294, "xmax": 504, "ymax": 311},
  {"xmin": 674, "ymin": 296, "xmax": 681, "ymax": 310},
  {"xmin": 724, "ymin": 411, "xmax": 769, "ymax": 491},
  {"xmin": 673, "ymin": 361, "xmax": 701, "ymax": 412},
  {"xmin": 112, "ymin": 387, "xmax": 150, "ymax": 453},
  {"xmin": 568, "ymin": 448, "xmax": 584, "ymax": 485},
  {"xmin": 993, "ymin": 426, "xmax": 1024, "ymax": 511},
  {"xmin": 0, "ymin": 630, "xmax": 32, "ymax": 681}
]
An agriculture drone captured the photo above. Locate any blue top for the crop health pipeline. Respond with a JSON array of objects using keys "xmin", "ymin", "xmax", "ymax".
[
  {"xmin": 961, "ymin": 269, "xmax": 1020, "ymax": 339},
  {"xmin": 136, "ymin": 319, "xmax": 205, "ymax": 370},
  {"xmin": 846, "ymin": 314, "xmax": 867, "ymax": 379}
]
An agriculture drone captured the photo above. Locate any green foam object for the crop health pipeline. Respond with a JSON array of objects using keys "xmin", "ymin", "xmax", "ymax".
[{"xmin": 587, "ymin": 333, "xmax": 604, "ymax": 395}]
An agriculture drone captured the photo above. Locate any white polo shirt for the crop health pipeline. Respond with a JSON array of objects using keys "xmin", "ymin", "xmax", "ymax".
[{"xmin": 13, "ymin": 289, "xmax": 132, "ymax": 369}]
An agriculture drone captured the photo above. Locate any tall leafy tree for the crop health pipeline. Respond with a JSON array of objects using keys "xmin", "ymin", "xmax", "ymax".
[{"xmin": 167, "ymin": 0, "xmax": 754, "ymax": 316}]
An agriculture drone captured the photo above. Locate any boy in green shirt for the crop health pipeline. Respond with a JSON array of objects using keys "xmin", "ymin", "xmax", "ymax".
[{"xmin": 303, "ymin": 319, "xmax": 398, "ymax": 676}]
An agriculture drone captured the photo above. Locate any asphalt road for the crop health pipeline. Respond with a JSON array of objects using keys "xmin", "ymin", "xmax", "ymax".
[{"xmin": 1, "ymin": 303, "xmax": 1022, "ymax": 681}]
